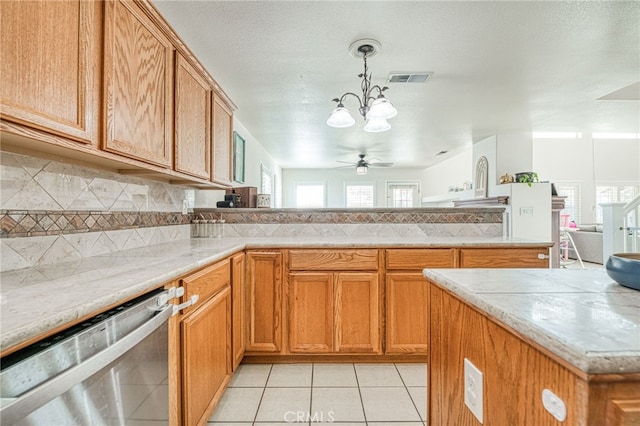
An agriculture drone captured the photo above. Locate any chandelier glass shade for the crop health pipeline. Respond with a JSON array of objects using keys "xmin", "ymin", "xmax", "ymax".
[{"xmin": 326, "ymin": 42, "xmax": 397, "ymax": 132}]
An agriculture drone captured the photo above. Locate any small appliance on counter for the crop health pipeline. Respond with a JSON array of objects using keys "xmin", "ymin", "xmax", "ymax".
[
  {"xmin": 225, "ymin": 187, "xmax": 257, "ymax": 208},
  {"xmin": 217, "ymin": 193, "xmax": 240, "ymax": 208}
]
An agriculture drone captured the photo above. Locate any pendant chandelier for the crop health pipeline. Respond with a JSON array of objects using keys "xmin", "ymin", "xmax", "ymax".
[{"xmin": 326, "ymin": 39, "xmax": 397, "ymax": 133}]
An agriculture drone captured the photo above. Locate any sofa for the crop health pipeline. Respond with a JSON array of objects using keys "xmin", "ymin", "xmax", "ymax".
[{"xmin": 567, "ymin": 224, "xmax": 603, "ymax": 264}]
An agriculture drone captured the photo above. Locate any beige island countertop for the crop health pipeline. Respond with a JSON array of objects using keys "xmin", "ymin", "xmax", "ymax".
[{"xmin": 1, "ymin": 235, "xmax": 550, "ymax": 353}]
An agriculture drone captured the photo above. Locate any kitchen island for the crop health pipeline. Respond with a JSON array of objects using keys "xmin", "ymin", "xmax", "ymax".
[{"xmin": 423, "ymin": 268, "xmax": 640, "ymax": 425}]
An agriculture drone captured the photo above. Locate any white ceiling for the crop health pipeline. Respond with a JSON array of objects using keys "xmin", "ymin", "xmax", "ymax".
[{"xmin": 153, "ymin": 0, "xmax": 640, "ymax": 169}]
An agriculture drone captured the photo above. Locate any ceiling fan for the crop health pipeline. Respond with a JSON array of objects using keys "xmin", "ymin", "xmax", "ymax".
[{"xmin": 336, "ymin": 154, "xmax": 394, "ymax": 175}]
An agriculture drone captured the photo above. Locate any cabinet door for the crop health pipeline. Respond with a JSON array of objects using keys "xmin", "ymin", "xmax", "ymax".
[
  {"xmin": 212, "ymin": 94, "xmax": 232, "ymax": 185},
  {"xmin": 175, "ymin": 54, "xmax": 211, "ymax": 179},
  {"xmin": 0, "ymin": 0, "xmax": 99, "ymax": 144},
  {"xmin": 246, "ymin": 251, "xmax": 282, "ymax": 353},
  {"xmin": 181, "ymin": 286, "xmax": 231, "ymax": 426},
  {"xmin": 334, "ymin": 273, "xmax": 380, "ymax": 353},
  {"xmin": 103, "ymin": 0, "xmax": 173, "ymax": 167},
  {"xmin": 385, "ymin": 273, "xmax": 429, "ymax": 354},
  {"xmin": 459, "ymin": 248, "xmax": 549, "ymax": 268},
  {"xmin": 231, "ymin": 253, "xmax": 245, "ymax": 370},
  {"xmin": 288, "ymin": 273, "xmax": 333, "ymax": 353}
]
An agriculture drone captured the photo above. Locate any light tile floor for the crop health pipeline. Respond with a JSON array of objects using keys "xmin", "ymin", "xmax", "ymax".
[{"xmin": 208, "ymin": 363, "xmax": 427, "ymax": 425}]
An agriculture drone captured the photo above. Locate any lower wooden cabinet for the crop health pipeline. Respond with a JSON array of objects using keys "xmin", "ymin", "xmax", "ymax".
[
  {"xmin": 174, "ymin": 258, "xmax": 233, "ymax": 425},
  {"xmin": 459, "ymin": 247, "xmax": 549, "ymax": 268},
  {"xmin": 231, "ymin": 252, "xmax": 246, "ymax": 370},
  {"xmin": 385, "ymin": 272, "xmax": 429, "ymax": 354},
  {"xmin": 246, "ymin": 251, "xmax": 283, "ymax": 353},
  {"xmin": 288, "ymin": 272, "xmax": 380, "ymax": 354},
  {"xmin": 181, "ymin": 286, "xmax": 231, "ymax": 425}
]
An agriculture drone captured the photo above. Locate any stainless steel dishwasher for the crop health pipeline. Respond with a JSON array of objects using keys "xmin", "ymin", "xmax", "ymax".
[{"xmin": 0, "ymin": 287, "xmax": 195, "ymax": 425}]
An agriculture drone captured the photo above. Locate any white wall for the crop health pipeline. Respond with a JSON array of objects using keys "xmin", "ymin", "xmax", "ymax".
[
  {"xmin": 420, "ymin": 150, "xmax": 472, "ymax": 197},
  {"xmin": 282, "ymin": 168, "xmax": 425, "ymax": 208},
  {"xmin": 532, "ymin": 135, "xmax": 640, "ymax": 223},
  {"xmin": 195, "ymin": 117, "xmax": 282, "ymax": 207}
]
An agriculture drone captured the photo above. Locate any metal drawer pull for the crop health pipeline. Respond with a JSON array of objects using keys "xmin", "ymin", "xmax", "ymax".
[{"xmin": 538, "ymin": 253, "xmax": 550, "ymax": 259}]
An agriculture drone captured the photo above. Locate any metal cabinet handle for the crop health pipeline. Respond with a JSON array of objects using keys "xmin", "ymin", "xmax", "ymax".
[
  {"xmin": 0, "ymin": 304, "xmax": 173, "ymax": 425},
  {"xmin": 538, "ymin": 253, "xmax": 550, "ymax": 259}
]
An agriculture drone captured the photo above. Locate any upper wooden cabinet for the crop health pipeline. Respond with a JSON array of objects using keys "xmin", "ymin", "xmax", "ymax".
[
  {"xmin": 0, "ymin": 0, "xmax": 100, "ymax": 144},
  {"xmin": 103, "ymin": 0, "xmax": 174, "ymax": 168},
  {"xmin": 212, "ymin": 95, "xmax": 233, "ymax": 185},
  {"xmin": 174, "ymin": 54, "xmax": 211, "ymax": 180}
]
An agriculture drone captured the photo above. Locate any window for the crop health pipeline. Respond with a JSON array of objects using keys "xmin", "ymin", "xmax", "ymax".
[
  {"xmin": 260, "ymin": 163, "xmax": 272, "ymax": 195},
  {"xmin": 387, "ymin": 181, "xmax": 420, "ymax": 208},
  {"xmin": 345, "ymin": 184, "xmax": 374, "ymax": 207},
  {"xmin": 295, "ymin": 183, "xmax": 325, "ymax": 208},
  {"xmin": 556, "ymin": 184, "xmax": 581, "ymax": 224},
  {"xmin": 595, "ymin": 184, "xmax": 639, "ymax": 223}
]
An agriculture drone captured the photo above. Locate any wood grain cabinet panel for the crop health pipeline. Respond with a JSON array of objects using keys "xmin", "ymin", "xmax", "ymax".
[
  {"xmin": 288, "ymin": 273, "xmax": 333, "ymax": 353},
  {"xmin": 459, "ymin": 247, "xmax": 549, "ymax": 268},
  {"xmin": 385, "ymin": 272, "xmax": 429, "ymax": 354},
  {"xmin": 0, "ymin": 0, "xmax": 100, "ymax": 144},
  {"xmin": 288, "ymin": 272, "xmax": 380, "ymax": 354},
  {"xmin": 334, "ymin": 273, "xmax": 380, "ymax": 353},
  {"xmin": 246, "ymin": 251, "xmax": 283, "ymax": 353},
  {"xmin": 174, "ymin": 54, "xmax": 211, "ymax": 180},
  {"xmin": 289, "ymin": 249, "xmax": 379, "ymax": 271},
  {"xmin": 103, "ymin": 0, "xmax": 173, "ymax": 167},
  {"xmin": 212, "ymin": 94, "xmax": 232, "ymax": 185},
  {"xmin": 385, "ymin": 248, "xmax": 456, "ymax": 269},
  {"xmin": 181, "ymin": 286, "xmax": 231, "ymax": 426},
  {"xmin": 231, "ymin": 253, "xmax": 246, "ymax": 371},
  {"xmin": 180, "ymin": 260, "xmax": 230, "ymax": 316}
]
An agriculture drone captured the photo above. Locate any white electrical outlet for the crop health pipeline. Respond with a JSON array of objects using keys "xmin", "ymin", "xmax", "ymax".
[
  {"xmin": 542, "ymin": 389, "xmax": 566, "ymax": 422},
  {"xmin": 182, "ymin": 199, "xmax": 189, "ymax": 215},
  {"xmin": 519, "ymin": 207, "xmax": 534, "ymax": 216},
  {"xmin": 464, "ymin": 358, "xmax": 483, "ymax": 423}
]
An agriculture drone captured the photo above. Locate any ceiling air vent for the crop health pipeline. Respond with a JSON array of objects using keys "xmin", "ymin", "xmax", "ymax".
[{"xmin": 387, "ymin": 72, "xmax": 432, "ymax": 83}]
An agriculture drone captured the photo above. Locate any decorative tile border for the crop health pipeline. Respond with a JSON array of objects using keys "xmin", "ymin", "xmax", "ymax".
[
  {"xmin": 195, "ymin": 208, "xmax": 505, "ymax": 224},
  {"xmin": 2, "ymin": 207, "xmax": 504, "ymax": 238},
  {"xmin": 1, "ymin": 210, "xmax": 191, "ymax": 238}
]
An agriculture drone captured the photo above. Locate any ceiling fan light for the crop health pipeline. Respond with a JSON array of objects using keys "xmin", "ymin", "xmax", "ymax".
[
  {"xmin": 327, "ymin": 107, "xmax": 355, "ymax": 128},
  {"xmin": 368, "ymin": 97, "xmax": 397, "ymax": 120},
  {"xmin": 356, "ymin": 164, "xmax": 368, "ymax": 175},
  {"xmin": 364, "ymin": 118, "xmax": 391, "ymax": 133}
]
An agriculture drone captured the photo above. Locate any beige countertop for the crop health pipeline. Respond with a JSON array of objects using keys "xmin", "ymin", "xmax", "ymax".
[
  {"xmin": 422, "ymin": 268, "xmax": 640, "ymax": 375},
  {"xmin": 1, "ymin": 235, "xmax": 550, "ymax": 353}
]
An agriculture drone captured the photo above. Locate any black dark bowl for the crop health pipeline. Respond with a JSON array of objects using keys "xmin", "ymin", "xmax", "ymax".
[{"xmin": 606, "ymin": 253, "xmax": 640, "ymax": 291}]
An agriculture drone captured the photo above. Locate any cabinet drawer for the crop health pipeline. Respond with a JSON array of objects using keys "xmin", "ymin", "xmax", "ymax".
[
  {"xmin": 181, "ymin": 260, "xmax": 230, "ymax": 313},
  {"xmin": 386, "ymin": 249, "xmax": 456, "ymax": 269},
  {"xmin": 459, "ymin": 248, "xmax": 549, "ymax": 268},
  {"xmin": 288, "ymin": 249, "xmax": 379, "ymax": 271}
]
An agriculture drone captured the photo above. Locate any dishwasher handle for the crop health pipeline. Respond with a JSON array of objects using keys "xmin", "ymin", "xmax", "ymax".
[{"xmin": 0, "ymin": 303, "xmax": 173, "ymax": 425}]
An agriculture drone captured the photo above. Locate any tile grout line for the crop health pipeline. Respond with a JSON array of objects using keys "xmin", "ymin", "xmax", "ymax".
[
  {"xmin": 353, "ymin": 363, "xmax": 368, "ymax": 425},
  {"xmin": 394, "ymin": 363, "xmax": 425, "ymax": 424},
  {"xmin": 252, "ymin": 363, "xmax": 273, "ymax": 425}
]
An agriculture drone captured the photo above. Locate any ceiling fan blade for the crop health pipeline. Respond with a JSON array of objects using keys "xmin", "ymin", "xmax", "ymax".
[
  {"xmin": 368, "ymin": 162, "xmax": 394, "ymax": 167},
  {"xmin": 334, "ymin": 165, "xmax": 356, "ymax": 169},
  {"xmin": 336, "ymin": 160, "xmax": 357, "ymax": 165}
]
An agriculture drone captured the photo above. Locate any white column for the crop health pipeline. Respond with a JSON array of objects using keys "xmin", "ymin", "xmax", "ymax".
[{"xmin": 601, "ymin": 203, "xmax": 626, "ymax": 261}]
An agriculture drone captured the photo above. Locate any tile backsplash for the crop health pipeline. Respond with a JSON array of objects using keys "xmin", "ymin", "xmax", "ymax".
[
  {"xmin": 1, "ymin": 151, "xmax": 192, "ymax": 271},
  {"xmin": 1, "ymin": 151, "xmax": 190, "ymax": 212}
]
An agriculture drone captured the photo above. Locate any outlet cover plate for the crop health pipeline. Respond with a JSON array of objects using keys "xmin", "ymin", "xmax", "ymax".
[{"xmin": 464, "ymin": 358, "xmax": 483, "ymax": 423}]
